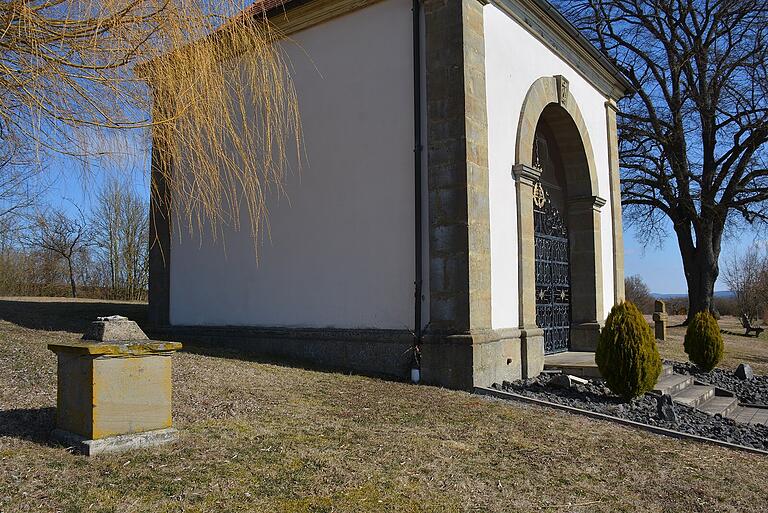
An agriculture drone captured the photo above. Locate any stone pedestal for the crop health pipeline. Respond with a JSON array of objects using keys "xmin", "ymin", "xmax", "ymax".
[
  {"xmin": 48, "ymin": 316, "xmax": 181, "ymax": 455},
  {"xmin": 653, "ymin": 300, "xmax": 668, "ymax": 341},
  {"xmin": 420, "ymin": 329, "xmax": 525, "ymax": 390}
]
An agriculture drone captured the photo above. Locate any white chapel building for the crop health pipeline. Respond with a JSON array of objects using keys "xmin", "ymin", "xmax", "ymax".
[{"xmin": 149, "ymin": 0, "xmax": 630, "ymax": 389}]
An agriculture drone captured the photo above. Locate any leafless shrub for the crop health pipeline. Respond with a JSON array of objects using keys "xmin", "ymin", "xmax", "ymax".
[
  {"xmin": 624, "ymin": 275, "xmax": 654, "ymax": 314},
  {"xmin": 722, "ymin": 245, "xmax": 768, "ymax": 324},
  {"xmin": 713, "ymin": 295, "xmax": 738, "ymax": 317},
  {"xmin": 22, "ymin": 208, "xmax": 92, "ymax": 298}
]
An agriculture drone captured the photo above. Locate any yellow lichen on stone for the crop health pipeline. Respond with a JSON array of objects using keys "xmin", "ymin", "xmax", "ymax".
[{"xmin": 48, "ymin": 340, "xmax": 182, "ymax": 356}]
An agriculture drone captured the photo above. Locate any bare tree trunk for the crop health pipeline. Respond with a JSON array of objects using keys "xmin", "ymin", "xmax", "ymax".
[
  {"xmin": 66, "ymin": 257, "xmax": 77, "ymax": 298},
  {"xmin": 677, "ymin": 220, "xmax": 722, "ymax": 324}
]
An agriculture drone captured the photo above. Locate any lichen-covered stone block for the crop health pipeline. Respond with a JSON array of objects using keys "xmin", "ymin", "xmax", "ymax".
[{"xmin": 49, "ymin": 336, "xmax": 181, "ymax": 451}]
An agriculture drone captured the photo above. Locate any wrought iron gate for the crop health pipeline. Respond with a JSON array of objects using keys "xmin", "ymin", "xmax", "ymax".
[{"xmin": 533, "ymin": 183, "xmax": 571, "ymax": 354}]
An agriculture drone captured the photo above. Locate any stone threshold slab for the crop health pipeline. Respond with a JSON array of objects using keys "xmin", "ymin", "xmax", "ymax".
[
  {"xmin": 474, "ymin": 387, "xmax": 768, "ymax": 457},
  {"xmin": 51, "ymin": 428, "xmax": 179, "ymax": 456}
]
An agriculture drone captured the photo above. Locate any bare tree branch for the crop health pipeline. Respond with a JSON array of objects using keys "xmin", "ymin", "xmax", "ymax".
[{"xmin": 559, "ymin": 0, "xmax": 768, "ymax": 321}]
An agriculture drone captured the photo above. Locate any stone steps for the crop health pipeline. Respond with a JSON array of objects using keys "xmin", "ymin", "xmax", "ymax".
[
  {"xmin": 654, "ymin": 367, "xmax": 742, "ymax": 420},
  {"xmin": 653, "ymin": 373, "xmax": 693, "ymax": 395},
  {"xmin": 670, "ymin": 383, "xmax": 715, "ymax": 408},
  {"xmin": 544, "ymin": 355, "xmax": 760, "ymax": 425},
  {"xmin": 699, "ymin": 395, "xmax": 740, "ymax": 417}
]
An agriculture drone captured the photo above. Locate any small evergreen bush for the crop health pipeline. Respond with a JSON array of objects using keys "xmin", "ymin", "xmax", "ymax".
[
  {"xmin": 596, "ymin": 301, "xmax": 662, "ymax": 399},
  {"xmin": 684, "ymin": 311, "xmax": 724, "ymax": 371}
]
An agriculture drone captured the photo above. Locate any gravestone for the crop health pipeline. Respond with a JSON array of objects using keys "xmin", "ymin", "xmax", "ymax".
[
  {"xmin": 652, "ymin": 300, "xmax": 668, "ymax": 341},
  {"xmin": 48, "ymin": 316, "xmax": 181, "ymax": 456}
]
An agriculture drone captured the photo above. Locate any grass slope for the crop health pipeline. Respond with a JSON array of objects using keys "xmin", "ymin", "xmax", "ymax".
[{"xmin": 0, "ymin": 298, "xmax": 766, "ymax": 512}]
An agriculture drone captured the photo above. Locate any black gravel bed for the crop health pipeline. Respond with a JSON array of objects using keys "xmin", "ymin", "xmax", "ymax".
[
  {"xmin": 669, "ymin": 361, "xmax": 768, "ymax": 406},
  {"xmin": 495, "ymin": 374, "xmax": 768, "ymax": 451}
]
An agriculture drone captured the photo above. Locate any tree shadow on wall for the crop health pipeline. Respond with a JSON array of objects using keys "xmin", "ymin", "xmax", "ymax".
[
  {"xmin": 0, "ymin": 299, "xmax": 147, "ymax": 333},
  {"xmin": 0, "ymin": 407, "xmax": 56, "ymax": 445}
]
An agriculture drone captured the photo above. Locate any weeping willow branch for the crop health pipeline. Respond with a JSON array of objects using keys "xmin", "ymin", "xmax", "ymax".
[{"xmin": 0, "ymin": 0, "xmax": 302, "ymax": 251}]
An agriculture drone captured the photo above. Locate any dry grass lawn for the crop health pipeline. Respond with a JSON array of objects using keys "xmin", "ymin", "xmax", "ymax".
[
  {"xmin": 652, "ymin": 314, "xmax": 768, "ymax": 374},
  {"xmin": 1, "ymin": 297, "xmax": 767, "ymax": 513}
]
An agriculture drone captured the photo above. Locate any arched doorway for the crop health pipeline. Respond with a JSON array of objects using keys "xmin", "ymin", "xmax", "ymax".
[{"xmin": 514, "ymin": 76, "xmax": 605, "ymax": 360}]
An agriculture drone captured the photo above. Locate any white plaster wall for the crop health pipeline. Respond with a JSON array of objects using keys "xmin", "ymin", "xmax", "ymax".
[
  {"xmin": 170, "ymin": 0, "xmax": 418, "ymax": 329},
  {"xmin": 484, "ymin": 2, "xmax": 616, "ymax": 330}
]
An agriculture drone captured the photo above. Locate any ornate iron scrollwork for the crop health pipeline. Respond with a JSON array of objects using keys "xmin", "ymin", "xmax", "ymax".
[{"xmin": 534, "ymin": 185, "xmax": 571, "ymax": 354}]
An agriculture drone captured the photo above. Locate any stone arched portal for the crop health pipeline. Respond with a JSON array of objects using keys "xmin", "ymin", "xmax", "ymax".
[{"xmin": 513, "ymin": 76, "xmax": 605, "ymax": 371}]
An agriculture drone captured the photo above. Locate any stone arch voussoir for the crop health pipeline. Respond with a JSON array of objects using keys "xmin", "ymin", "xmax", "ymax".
[{"xmin": 515, "ymin": 76, "xmax": 599, "ymax": 197}]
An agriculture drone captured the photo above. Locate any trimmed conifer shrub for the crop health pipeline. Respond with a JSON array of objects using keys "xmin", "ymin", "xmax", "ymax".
[
  {"xmin": 684, "ymin": 311, "xmax": 724, "ymax": 371},
  {"xmin": 596, "ymin": 301, "xmax": 662, "ymax": 400}
]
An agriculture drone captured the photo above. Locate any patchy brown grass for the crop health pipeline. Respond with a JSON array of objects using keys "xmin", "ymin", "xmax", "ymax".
[
  {"xmin": 1, "ymin": 297, "xmax": 767, "ymax": 513},
  {"xmin": 650, "ymin": 314, "xmax": 768, "ymax": 374}
]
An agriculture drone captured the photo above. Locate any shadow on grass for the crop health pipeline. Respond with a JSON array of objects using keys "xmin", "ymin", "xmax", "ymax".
[
  {"xmin": 0, "ymin": 297, "xmax": 409, "ymax": 383},
  {"xmin": 176, "ymin": 342, "xmax": 411, "ymax": 383},
  {"xmin": 0, "ymin": 407, "xmax": 56, "ymax": 444},
  {"xmin": 721, "ymin": 329, "xmax": 767, "ymax": 339},
  {"xmin": 0, "ymin": 299, "xmax": 147, "ymax": 333}
]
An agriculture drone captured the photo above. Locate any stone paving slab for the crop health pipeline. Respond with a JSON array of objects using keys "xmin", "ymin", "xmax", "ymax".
[
  {"xmin": 729, "ymin": 406, "xmax": 768, "ymax": 426},
  {"xmin": 747, "ymin": 408, "xmax": 768, "ymax": 426}
]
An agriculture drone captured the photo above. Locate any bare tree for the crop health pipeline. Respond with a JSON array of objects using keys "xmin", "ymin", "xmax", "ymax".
[
  {"xmin": 92, "ymin": 179, "xmax": 149, "ymax": 300},
  {"xmin": 722, "ymin": 244, "xmax": 768, "ymax": 323},
  {"xmin": 0, "ymin": 161, "xmax": 35, "ymax": 222},
  {"xmin": 1, "ymin": 0, "xmax": 300, "ymax": 251},
  {"xmin": 625, "ymin": 275, "xmax": 655, "ymax": 313},
  {"xmin": 23, "ymin": 208, "xmax": 91, "ymax": 298},
  {"xmin": 560, "ymin": 0, "xmax": 768, "ymax": 323},
  {"xmin": 120, "ymin": 192, "xmax": 149, "ymax": 300},
  {"xmin": 0, "ymin": 123, "xmax": 41, "ymax": 235}
]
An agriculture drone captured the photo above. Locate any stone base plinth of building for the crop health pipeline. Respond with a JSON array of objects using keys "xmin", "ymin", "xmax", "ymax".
[
  {"xmin": 520, "ymin": 327, "xmax": 545, "ymax": 379},
  {"xmin": 150, "ymin": 325, "xmax": 414, "ymax": 381},
  {"xmin": 421, "ymin": 329, "xmax": 531, "ymax": 390},
  {"xmin": 51, "ymin": 427, "xmax": 178, "ymax": 456}
]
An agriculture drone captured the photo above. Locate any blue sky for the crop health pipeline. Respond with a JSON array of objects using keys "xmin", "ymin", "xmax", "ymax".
[
  {"xmin": 624, "ymin": 229, "xmax": 730, "ymax": 294},
  {"xmin": 40, "ymin": 132, "xmax": 150, "ymax": 216}
]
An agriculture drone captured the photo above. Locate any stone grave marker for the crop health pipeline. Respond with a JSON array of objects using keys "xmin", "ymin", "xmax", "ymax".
[
  {"xmin": 48, "ymin": 316, "xmax": 181, "ymax": 456},
  {"xmin": 652, "ymin": 300, "xmax": 668, "ymax": 341}
]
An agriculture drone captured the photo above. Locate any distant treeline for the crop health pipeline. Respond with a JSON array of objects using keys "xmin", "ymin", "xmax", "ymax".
[
  {"xmin": 626, "ymin": 275, "xmax": 758, "ymax": 321},
  {"xmin": 0, "ymin": 179, "xmax": 148, "ymax": 301}
]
